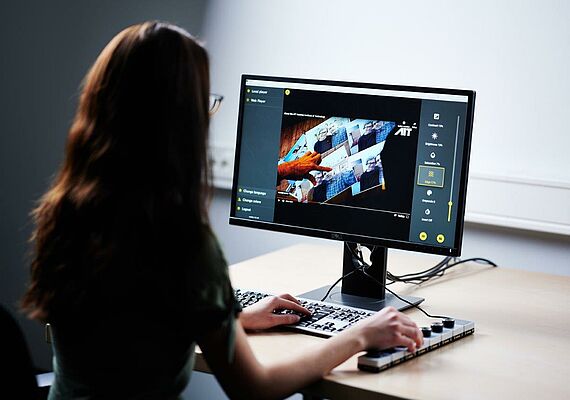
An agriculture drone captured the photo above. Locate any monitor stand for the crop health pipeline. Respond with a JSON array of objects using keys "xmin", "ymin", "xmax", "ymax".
[{"xmin": 298, "ymin": 242, "xmax": 424, "ymax": 312}]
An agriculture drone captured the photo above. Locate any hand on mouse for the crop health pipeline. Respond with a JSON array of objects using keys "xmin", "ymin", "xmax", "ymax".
[{"xmin": 239, "ymin": 293, "xmax": 311, "ymax": 331}]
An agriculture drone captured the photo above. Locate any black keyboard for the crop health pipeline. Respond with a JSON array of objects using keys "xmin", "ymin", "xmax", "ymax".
[{"xmin": 235, "ymin": 288, "xmax": 376, "ymax": 338}]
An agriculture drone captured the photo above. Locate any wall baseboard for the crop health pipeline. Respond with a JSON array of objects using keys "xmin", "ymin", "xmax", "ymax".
[{"xmin": 465, "ymin": 173, "xmax": 570, "ymax": 236}]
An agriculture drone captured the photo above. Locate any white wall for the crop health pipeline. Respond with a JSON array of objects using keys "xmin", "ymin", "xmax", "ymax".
[
  {"xmin": 202, "ymin": 0, "xmax": 570, "ymax": 235},
  {"xmin": 209, "ymin": 189, "xmax": 570, "ymax": 276}
]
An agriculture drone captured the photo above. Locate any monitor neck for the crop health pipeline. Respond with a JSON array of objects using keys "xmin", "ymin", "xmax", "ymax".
[
  {"xmin": 298, "ymin": 241, "xmax": 424, "ymax": 312},
  {"xmin": 342, "ymin": 242, "xmax": 387, "ymax": 300}
]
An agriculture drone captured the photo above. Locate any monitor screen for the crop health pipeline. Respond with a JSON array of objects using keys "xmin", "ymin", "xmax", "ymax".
[{"xmin": 229, "ymin": 75, "xmax": 475, "ymax": 257}]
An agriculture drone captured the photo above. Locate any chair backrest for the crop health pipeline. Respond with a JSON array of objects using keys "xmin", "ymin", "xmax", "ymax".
[{"xmin": 0, "ymin": 304, "xmax": 41, "ymax": 399}]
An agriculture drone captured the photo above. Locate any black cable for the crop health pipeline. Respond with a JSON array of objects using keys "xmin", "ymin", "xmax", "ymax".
[
  {"xmin": 343, "ymin": 244, "xmax": 450, "ymax": 319},
  {"xmin": 446, "ymin": 257, "xmax": 497, "ymax": 267},
  {"xmin": 388, "ymin": 260, "xmax": 452, "ymax": 282},
  {"xmin": 347, "ymin": 244, "xmax": 497, "ymax": 319},
  {"xmin": 388, "ymin": 256, "xmax": 497, "ymax": 285},
  {"xmin": 319, "ymin": 268, "xmax": 358, "ymax": 302},
  {"xmin": 388, "ymin": 257, "xmax": 453, "ymax": 280},
  {"xmin": 346, "ymin": 244, "xmax": 454, "ymax": 285},
  {"xmin": 320, "ymin": 243, "xmax": 372, "ymax": 301},
  {"xmin": 360, "ymin": 267, "xmax": 450, "ymax": 319},
  {"xmin": 321, "ymin": 243, "xmax": 497, "ymax": 319}
]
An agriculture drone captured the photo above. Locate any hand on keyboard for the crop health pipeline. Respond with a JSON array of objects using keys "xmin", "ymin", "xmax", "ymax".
[
  {"xmin": 235, "ymin": 289, "xmax": 421, "ymax": 346},
  {"xmin": 239, "ymin": 293, "xmax": 312, "ymax": 331},
  {"xmin": 235, "ymin": 289, "xmax": 472, "ymax": 374}
]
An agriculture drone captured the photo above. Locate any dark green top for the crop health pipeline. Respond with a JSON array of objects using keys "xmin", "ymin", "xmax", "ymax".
[{"xmin": 47, "ymin": 231, "xmax": 240, "ymax": 399}]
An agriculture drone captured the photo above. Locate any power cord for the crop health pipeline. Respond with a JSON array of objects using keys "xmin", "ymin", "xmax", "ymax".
[
  {"xmin": 322, "ymin": 242, "xmax": 497, "ymax": 320},
  {"xmin": 346, "ymin": 244, "xmax": 450, "ymax": 319},
  {"xmin": 319, "ymin": 267, "xmax": 359, "ymax": 302},
  {"xmin": 387, "ymin": 256, "xmax": 497, "ymax": 285},
  {"xmin": 386, "ymin": 256, "xmax": 454, "ymax": 285},
  {"xmin": 346, "ymin": 243, "xmax": 496, "ymax": 285},
  {"xmin": 361, "ymin": 267, "xmax": 450, "ymax": 319}
]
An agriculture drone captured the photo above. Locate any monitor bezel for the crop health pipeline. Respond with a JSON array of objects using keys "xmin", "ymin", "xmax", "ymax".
[{"xmin": 229, "ymin": 74, "xmax": 475, "ymax": 257}]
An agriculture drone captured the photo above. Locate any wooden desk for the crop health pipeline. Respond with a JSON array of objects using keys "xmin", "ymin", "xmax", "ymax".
[{"xmin": 195, "ymin": 244, "xmax": 570, "ymax": 400}]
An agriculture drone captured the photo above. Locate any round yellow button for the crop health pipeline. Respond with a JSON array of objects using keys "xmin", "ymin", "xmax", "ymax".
[
  {"xmin": 419, "ymin": 232, "xmax": 428, "ymax": 241},
  {"xmin": 436, "ymin": 234, "xmax": 445, "ymax": 243}
]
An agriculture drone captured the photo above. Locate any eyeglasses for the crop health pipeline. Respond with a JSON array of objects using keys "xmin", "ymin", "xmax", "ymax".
[{"xmin": 209, "ymin": 93, "xmax": 224, "ymax": 115}]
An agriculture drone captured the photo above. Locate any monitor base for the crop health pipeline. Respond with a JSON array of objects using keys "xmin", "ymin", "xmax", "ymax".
[{"xmin": 298, "ymin": 285, "xmax": 424, "ymax": 312}]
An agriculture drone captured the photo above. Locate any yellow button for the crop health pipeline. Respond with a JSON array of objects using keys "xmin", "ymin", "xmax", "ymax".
[
  {"xmin": 436, "ymin": 234, "xmax": 445, "ymax": 243},
  {"xmin": 419, "ymin": 232, "xmax": 428, "ymax": 241}
]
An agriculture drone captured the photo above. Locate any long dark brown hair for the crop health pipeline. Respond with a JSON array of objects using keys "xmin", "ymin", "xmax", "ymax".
[{"xmin": 21, "ymin": 22, "xmax": 212, "ymax": 321}]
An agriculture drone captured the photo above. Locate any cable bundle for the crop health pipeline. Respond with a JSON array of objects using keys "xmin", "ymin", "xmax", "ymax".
[
  {"xmin": 387, "ymin": 256, "xmax": 497, "ymax": 285},
  {"xmin": 321, "ymin": 243, "xmax": 498, "ymax": 319}
]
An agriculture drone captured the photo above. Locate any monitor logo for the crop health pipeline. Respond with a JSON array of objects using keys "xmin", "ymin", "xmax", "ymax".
[
  {"xmin": 331, "ymin": 233, "xmax": 344, "ymax": 240},
  {"xmin": 394, "ymin": 127, "xmax": 412, "ymax": 137}
]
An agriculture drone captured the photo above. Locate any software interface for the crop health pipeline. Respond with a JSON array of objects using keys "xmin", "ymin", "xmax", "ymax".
[{"xmin": 231, "ymin": 78, "xmax": 471, "ymax": 252}]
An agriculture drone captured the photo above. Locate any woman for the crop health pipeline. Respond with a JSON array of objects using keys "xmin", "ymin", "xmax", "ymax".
[{"xmin": 21, "ymin": 21, "xmax": 422, "ymax": 399}]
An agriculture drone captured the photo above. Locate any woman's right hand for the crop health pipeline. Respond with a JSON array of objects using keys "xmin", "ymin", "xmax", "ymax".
[{"xmin": 351, "ymin": 306, "xmax": 423, "ymax": 352}]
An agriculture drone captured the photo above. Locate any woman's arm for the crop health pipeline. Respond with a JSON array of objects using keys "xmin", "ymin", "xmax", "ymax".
[{"xmin": 198, "ymin": 306, "xmax": 422, "ymax": 400}]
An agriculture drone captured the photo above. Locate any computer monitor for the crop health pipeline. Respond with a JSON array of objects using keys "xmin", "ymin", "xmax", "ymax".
[{"xmin": 229, "ymin": 75, "xmax": 475, "ymax": 312}]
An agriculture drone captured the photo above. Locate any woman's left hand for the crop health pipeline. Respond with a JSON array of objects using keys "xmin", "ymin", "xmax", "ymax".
[{"xmin": 239, "ymin": 293, "xmax": 311, "ymax": 331}]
